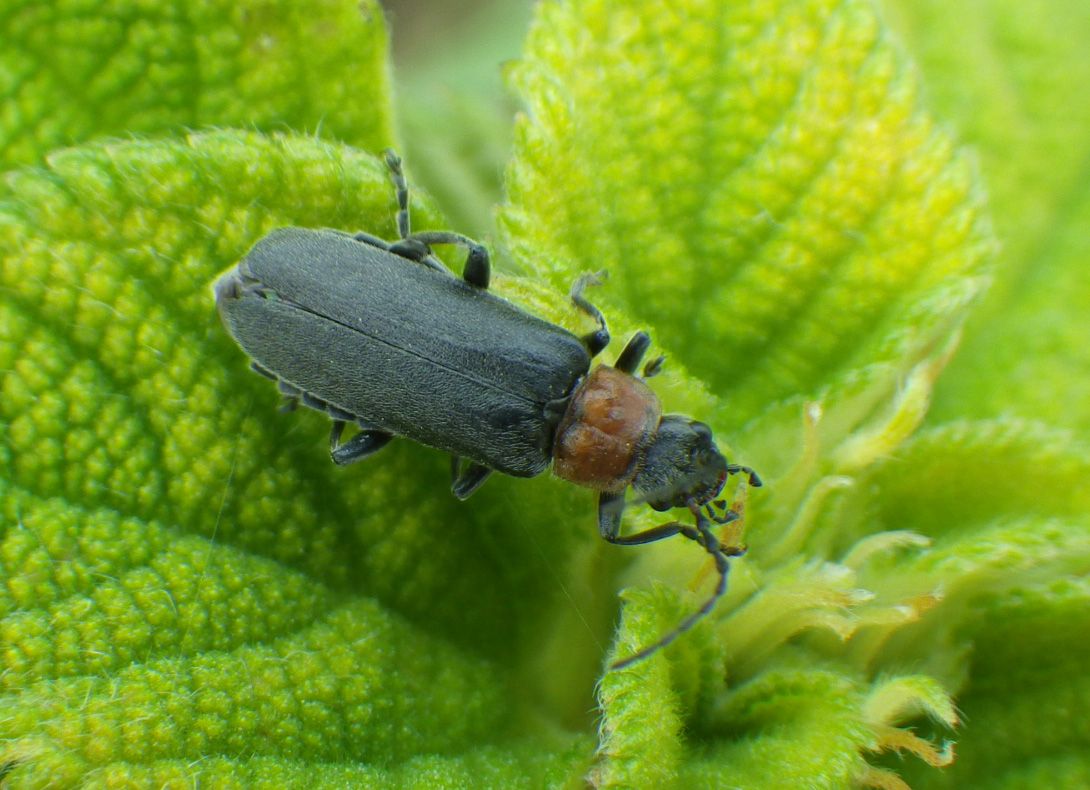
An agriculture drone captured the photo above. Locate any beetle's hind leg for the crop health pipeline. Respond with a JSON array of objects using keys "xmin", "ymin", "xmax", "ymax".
[
  {"xmin": 384, "ymin": 149, "xmax": 412, "ymax": 240},
  {"xmin": 401, "ymin": 231, "xmax": 490, "ymax": 290},
  {"xmin": 330, "ymin": 420, "xmax": 394, "ymax": 466},
  {"xmin": 382, "ymin": 149, "xmax": 491, "ymax": 289},
  {"xmin": 352, "ymin": 230, "xmax": 392, "ymax": 249},
  {"xmin": 571, "ymin": 272, "xmax": 611, "ymax": 357}
]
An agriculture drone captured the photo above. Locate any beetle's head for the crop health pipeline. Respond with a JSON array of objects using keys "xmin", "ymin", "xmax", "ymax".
[{"xmin": 633, "ymin": 416, "xmax": 727, "ymax": 511}]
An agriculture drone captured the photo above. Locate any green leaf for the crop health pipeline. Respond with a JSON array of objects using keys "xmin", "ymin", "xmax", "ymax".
[
  {"xmin": 873, "ymin": 3, "xmax": 1090, "ymax": 783},
  {"xmin": 880, "ymin": 0, "xmax": 1090, "ymax": 433},
  {"xmin": 498, "ymin": 0, "xmax": 1012, "ymax": 786},
  {"xmin": 0, "ymin": 0, "xmax": 393, "ymax": 168},
  {"xmin": 0, "ymin": 130, "xmax": 592, "ymax": 786},
  {"xmin": 501, "ymin": 0, "xmax": 992, "ymax": 428}
]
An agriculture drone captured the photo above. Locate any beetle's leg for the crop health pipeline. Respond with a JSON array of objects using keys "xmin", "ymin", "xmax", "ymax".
[
  {"xmin": 383, "ymin": 150, "xmax": 472, "ymax": 279},
  {"xmin": 353, "ymin": 230, "xmax": 449, "ymax": 276},
  {"xmin": 606, "ymin": 520, "xmax": 687, "ymax": 546},
  {"xmin": 598, "ymin": 490, "xmax": 682, "ymax": 544},
  {"xmin": 571, "ymin": 272, "xmax": 611, "ymax": 357},
  {"xmin": 451, "ymin": 458, "xmax": 493, "ymax": 499},
  {"xmin": 642, "ymin": 355, "xmax": 666, "ymax": 378},
  {"xmin": 706, "ymin": 504, "xmax": 740, "ymax": 525},
  {"xmin": 271, "ymin": 375, "xmax": 299, "ymax": 412},
  {"xmin": 384, "ymin": 149, "xmax": 412, "ymax": 240},
  {"xmin": 250, "ymin": 361, "xmax": 276, "ymax": 380},
  {"xmin": 356, "ymin": 151, "xmax": 454, "ymax": 277},
  {"xmin": 352, "ymin": 231, "xmax": 391, "ymax": 250},
  {"xmin": 329, "ymin": 420, "xmax": 394, "ymax": 466},
  {"xmin": 399, "ymin": 231, "xmax": 490, "ymax": 289},
  {"xmin": 615, "ymin": 333, "xmax": 666, "ymax": 379},
  {"xmin": 385, "ymin": 149, "xmax": 484, "ymax": 282},
  {"xmin": 727, "ymin": 463, "xmax": 763, "ymax": 487},
  {"xmin": 614, "ymin": 332, "xmax": 651, "ymax": 374},
  {"xmin": 598, "ymin": 490, "xmax": 625, "ymax": 539},
  {"xmin": 610, "ymin": 504, "xmax": 737, "ymax": 670}
]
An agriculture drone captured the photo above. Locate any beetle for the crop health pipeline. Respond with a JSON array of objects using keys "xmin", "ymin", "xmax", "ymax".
[{"xmin": 214, "ymin": 150, "xmax": 761, "ymax": 668}]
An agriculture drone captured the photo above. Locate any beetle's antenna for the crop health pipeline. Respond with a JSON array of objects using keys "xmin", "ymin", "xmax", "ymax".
[{"xmin": 609, "ymin": 503, "xmax": 738, "ymax": 670}]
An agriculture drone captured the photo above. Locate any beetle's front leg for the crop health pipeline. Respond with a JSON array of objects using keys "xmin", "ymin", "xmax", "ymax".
[
  {"xmin": 609, "ymin": 502, "xmax": 738, "ymax": 670},
  {"xmin": 598, "ymin": 490, "xmax": 690, "ymax": 545},
  {"xmin": 727, "ymin": 463, "xmax": 763, "ymax": 487}
]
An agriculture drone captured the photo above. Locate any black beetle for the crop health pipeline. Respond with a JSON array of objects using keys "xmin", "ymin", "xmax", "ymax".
[{"xmin": 214, "ymin": 151, "xmax": 761, "ymax": 668}]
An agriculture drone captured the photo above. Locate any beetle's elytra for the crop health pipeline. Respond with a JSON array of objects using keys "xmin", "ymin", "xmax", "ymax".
[{"xmin": 215, "ymin": 150, "xmax": 761, "ymax": 668}]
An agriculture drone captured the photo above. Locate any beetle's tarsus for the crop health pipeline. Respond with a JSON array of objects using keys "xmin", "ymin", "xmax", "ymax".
[
  {"xmin": 706, "ymin": 503, "xmax": 740, "ymax": 525},
  {"xmin": 384, "ymin": 149, "xmax": 411, "ymax": 240}
]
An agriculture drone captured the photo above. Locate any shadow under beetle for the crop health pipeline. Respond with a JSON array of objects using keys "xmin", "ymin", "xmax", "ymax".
[{"xmin": 215, "ymin": 151, "xmax": 761, "ymax": 669}]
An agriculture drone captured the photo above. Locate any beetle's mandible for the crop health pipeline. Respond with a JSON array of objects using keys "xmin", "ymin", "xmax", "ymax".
[{"xmin": 214, "ymin": 150, "xmax": 761, "ymax": 669}]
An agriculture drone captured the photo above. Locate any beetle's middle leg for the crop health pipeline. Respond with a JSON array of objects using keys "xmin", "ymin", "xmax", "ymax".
[
  {"xmin": 330, "ymin": 420, "xmax": 394, "ymax": 466},
  {"xmin": 450, "ymin": 456, "xmax": 493, "ymax": 499}
]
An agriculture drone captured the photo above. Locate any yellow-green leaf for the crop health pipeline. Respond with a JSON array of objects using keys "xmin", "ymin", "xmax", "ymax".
[{"xmin": 0, "ymin": 0, "xmax": 393, "ymax": 168}]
